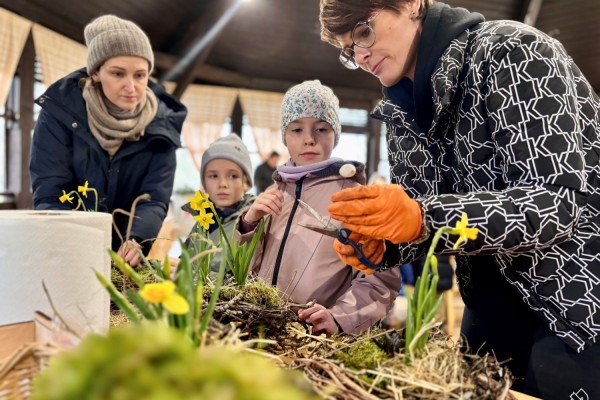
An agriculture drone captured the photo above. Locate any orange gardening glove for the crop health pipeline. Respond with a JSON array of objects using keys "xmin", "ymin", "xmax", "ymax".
[
  {"xmin": 333, "ymin": 232, "xmax": 385, "ymax": 275},
  {"xmin": 328, "ymin": 184, "xmax": 423, "ymax": 244}
]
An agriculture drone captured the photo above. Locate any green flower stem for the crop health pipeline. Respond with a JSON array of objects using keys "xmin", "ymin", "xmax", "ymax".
[
  {"xmin": 90, "ymin": 188, "xmax": 98, "ymax": 212},
  {"xmin": 66, "ymin": 190, "xmax": 87, "ymax": 211},
  {"xmin": 124, "ymin": 194, "xmax": 151, "ymax": 241},
  {"xmin": 199, "ymin": 250, "xmax": 227, "ymax": 336},
  {"xmin": 109, "ymin": 250, "xmax": 145, "ymax": 288},
  {"xmin": 192, "ymin": 284, "xmax": 204, "ymax": 346},
  {"xmin": 162, "ymin": 255, "xmax": 171, "ymax": 280},
  {"xmin": 210, "ymin": 204, "xmax": 234, "ymax": 259},
  {"xmin": 94, "ymin": 269, "xmax": 140, "ymax": 323},
  {"xmin": 125, "ymin": 290, "xmax": 157, "ymax": 319},
  {"xmin": 176, "ymin": 247, "xmax": 195, "ymax": 331},
  {"xmin": 404, "ymin": 226, "xmax": 453, "ymax": 364}
]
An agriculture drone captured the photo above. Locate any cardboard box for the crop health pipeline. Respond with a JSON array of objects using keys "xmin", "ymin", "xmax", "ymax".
[{"xmin": 0, "ymin": 311, "xmax": 79, "ymax": 360}]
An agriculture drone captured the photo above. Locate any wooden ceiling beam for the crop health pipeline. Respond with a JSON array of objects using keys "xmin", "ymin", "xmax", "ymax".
[
  {"xmin": 155, "ymin": 51, "xmax": 381, "ymax": 109},
  {"xmin": 160, "ymin": 0, "xmax": 241, "ymax": 99}
]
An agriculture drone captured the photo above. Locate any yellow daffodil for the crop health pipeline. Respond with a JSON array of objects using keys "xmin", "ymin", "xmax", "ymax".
[
  {"xmin": 193, "ymin": 212, "xmax": 215, "ymax": 231},
  {"xmin": 77, "ymin": 181, "xmax": 90, "ymax": 197},
  {"xmin": 139, "ymin": 281, "xmax": 189, "ymax": 314},
  {"xmin": 450, "ymin": 213, "xmax": 479, "ymax": 249},
  {"xmin": 189, "ymin": 191, "xmax": 212, "ymax": 212},
  {"xmin": 59, "ymin": 190, "xmax": 74, "ymax": 204}
]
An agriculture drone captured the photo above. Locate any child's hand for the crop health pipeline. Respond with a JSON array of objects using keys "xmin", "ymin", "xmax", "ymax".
[
  {"xmin": 298, "ymin": 303, "xmax": 340, "ymax": 336},
  {"xmin": 244, "ymin": 186, "xmax": 284, "ymax": 223}
]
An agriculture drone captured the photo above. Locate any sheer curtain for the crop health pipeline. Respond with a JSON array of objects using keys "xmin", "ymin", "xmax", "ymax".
[
  {"xmin": 0, "ymin": 8, "xmax": 31, "ymax": 107},
  {"xmin": 238, "ymin": 88, "xmax": 289, "ymax": 161},
  {"xmin": 164, "ymin": 83, "xmax": 239, "ymax": 170},
  {"xmin": 31, "ymin": 24, "xmax": 87, "ymax": 88}
]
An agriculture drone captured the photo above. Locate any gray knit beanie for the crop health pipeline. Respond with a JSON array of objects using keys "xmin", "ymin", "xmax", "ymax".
[
  {"xmin": 281, "ymin": 80, "xmax": 341, "ymax": 146},
  {"xmin": 200, "ymin": 134, "xmax": 253, "ymax": 188},
  {"xmin": 84, "ymin": 15, "xmax": 154, "ymax": 75}
]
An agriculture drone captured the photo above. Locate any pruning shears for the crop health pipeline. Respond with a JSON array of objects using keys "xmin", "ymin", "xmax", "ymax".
[{"xmin": 297, "ymin": 199, "xmax": 383, "ymax": 271}]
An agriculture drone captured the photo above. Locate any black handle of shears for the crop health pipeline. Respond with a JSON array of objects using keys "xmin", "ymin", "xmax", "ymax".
[{"xmin": 337, "ymin": 228, "xmax": 383, "ymax": 271}]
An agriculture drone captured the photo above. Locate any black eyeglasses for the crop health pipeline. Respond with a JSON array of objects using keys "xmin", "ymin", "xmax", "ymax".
[{"xmin": 339, "ymin": 10, "xmax": 382, "ymax": 70}]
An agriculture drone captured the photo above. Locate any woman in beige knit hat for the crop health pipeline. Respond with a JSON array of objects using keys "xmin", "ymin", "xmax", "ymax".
[{"xmin": 30, "ymin": 15, "xmax": 187, "ymax": 267}]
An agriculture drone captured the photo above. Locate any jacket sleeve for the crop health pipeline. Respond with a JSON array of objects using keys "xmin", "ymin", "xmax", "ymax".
[
  {"xmin": 328, "ymin": 266, "xmax": 401, "ymax": 335},
  {"xmin": 420, "ymin": 35, "xmax": 587, "ymax": 255},
  {"xmin": 129, "ymin": 144, "xmax": 176, "ymax": 251},
  {"xmin": 30, "ymin": 109, "xmax": 76, "ymax": 210}
]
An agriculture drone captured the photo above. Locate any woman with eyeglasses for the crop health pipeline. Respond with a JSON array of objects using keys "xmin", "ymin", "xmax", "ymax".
[{"xmin": 320, "ymin": 1, "xmax": 600, "ymax": 398}]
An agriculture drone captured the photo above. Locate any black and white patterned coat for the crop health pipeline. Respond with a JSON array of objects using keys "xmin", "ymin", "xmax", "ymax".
[{"xmin": 372, "ymin": 20, "xmax": 600, "ymax": 352}]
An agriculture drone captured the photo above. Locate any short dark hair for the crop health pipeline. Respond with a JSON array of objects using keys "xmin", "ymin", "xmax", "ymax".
[
  {"xmin": 269, "ymin": 151, "xmax": 280, "ymax": 158},
  {"xmin": 319, "ymin": 0, "xmax": 432, "ymax": 47}
]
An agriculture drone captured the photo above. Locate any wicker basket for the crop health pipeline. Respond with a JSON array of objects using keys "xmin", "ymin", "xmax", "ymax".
[{"xmin": 0, "ymin": 343, "xmax": 59, "ymax": 400}]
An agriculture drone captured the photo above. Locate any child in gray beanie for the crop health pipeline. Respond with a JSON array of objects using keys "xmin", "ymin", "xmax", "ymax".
[
  {"xmin": 238, "ymin": 80, "xmax": 400, "ymax": 337},
  {"xmin": 180, "ymin": 134, "xmax": 256, "ymax": 274},
  {"xmin": 200, "ymin": 133, "xmax": 253, "ymax": 190}
]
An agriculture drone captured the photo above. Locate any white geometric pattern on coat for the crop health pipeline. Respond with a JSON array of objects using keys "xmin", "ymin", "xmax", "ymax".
[{"xmin": 373, "ymin": 20, "xmax": 600, "ymax": 352}]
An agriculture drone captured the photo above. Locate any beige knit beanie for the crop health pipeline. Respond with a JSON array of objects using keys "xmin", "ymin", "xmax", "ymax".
[{"xmin": 84, "ymin": 15, "xmax": 154, "ymax": 75}]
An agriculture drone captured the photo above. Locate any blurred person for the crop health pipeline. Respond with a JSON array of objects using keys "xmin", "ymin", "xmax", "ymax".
[{"xmin": 254, "ymin": 150, "xmax": 280, "ymax": 194}]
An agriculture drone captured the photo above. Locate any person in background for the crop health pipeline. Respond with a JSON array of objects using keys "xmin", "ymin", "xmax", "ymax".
[
  {"xmin": 254, "ymin": 150, "xmax": 280, "ymax": 194},
  {"xmin": 30, "ymin": 15, "xmax": 187, "ymax": 267},
  {"xmin": 180, "ymin": 134, "xmax": 255, "ymax": 273},
  {"xmin": 319, "ymin": 0, "xmax": 600, "ymax": 397},
  {"xmin": 238, "ymin": 80, "xmax": 400, "ymax": 336}
]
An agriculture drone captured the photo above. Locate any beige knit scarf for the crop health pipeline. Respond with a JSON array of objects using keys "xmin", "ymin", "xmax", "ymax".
[{"xmin": 82, "ymin": 78, "xmax": 158, "ymax": 158}]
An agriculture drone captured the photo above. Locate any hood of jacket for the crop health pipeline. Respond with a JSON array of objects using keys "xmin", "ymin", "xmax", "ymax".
[
  {"xmin": 272, "ymin": 160, "xmax": 367, "ymax": 185},
  {"xmin": 384, "ymin": 2, "xmax": 484, "ymax": 132}
]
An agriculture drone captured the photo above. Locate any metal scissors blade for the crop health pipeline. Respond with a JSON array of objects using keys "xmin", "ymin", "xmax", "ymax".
[
  {"xmin": 297, "ymin": 199, "xmax": 336, "ymax": 230},
  {"xmin": 297, "ymin": 222, "xmax": 338, "ymax": 238},
  {"xmin": 297, "ymin": 200, "xmax": 382, "ymax": 271}
]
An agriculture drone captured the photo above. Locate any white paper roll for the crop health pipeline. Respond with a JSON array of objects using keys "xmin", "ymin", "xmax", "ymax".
[{"xmin": 0, "ymin": 210, "xmax": 112, "ymax": 336}]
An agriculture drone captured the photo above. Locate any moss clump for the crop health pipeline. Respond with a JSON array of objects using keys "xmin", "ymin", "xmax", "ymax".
[
  {"xmin": 110, "ymin": 264, "xmax": 157, "ymax": 293},
  {"xmin": 33, "ymin": 321, "xmax": 317, "ymax": 400},
  {"xmin": 218, "ymin": 284, "xmax": 238, "ymax": 300},
  {"xmin": 333, "ymin": 340, "xmax": 389, "ymax": 370},
  {"xmin": 241, "ymin": 279, "xmax": 283, "ymax": 307},
  {"xmin": 217, "ymin": 279, "xmax": 283, "ymax": 308}
]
